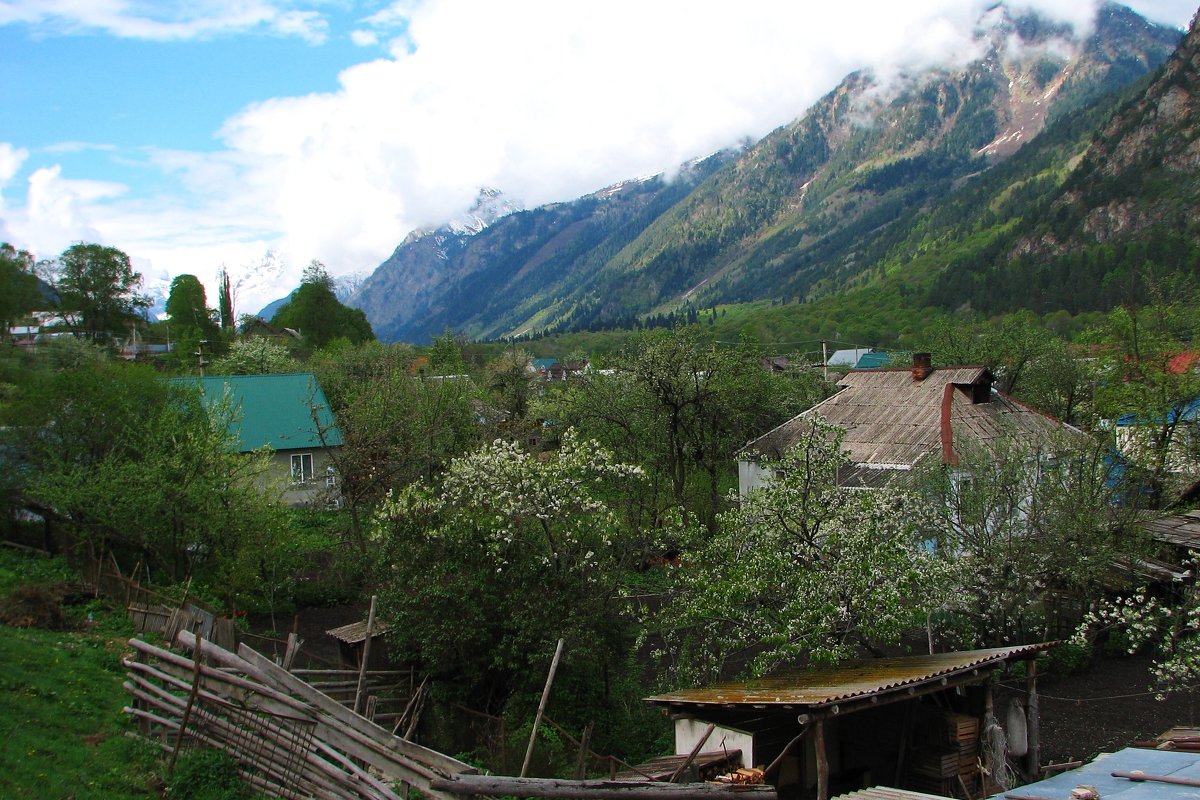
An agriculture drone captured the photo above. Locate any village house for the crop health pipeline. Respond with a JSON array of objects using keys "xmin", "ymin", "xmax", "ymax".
[
  {"xmin": 738, "ymin": 353, "xmax": 1081, "ymax": 495},
  {"xmin": 173, "ymin": 372, "xmax": 343, "ymax": 507}
]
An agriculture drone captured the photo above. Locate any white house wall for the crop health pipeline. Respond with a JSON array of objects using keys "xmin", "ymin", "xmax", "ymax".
[
  {"xmin": 674, "ymin": 717, "xmax": 755, "ymax": 768},
  {"xmin": 738, "ymin": 460, "xmax": 774, "ymax": 497}
]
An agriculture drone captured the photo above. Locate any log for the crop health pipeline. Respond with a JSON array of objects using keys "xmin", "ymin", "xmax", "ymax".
[
  {"xmin": 430, "ymin": 775, "xmax": 778, "ymax": 800},
  {"xmin": 1112, "ymin": 771, "xmax": 1200, "ymax": 788}
]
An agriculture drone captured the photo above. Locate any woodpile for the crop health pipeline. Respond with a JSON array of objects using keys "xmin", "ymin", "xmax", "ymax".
[{"xmin": 123, "ymin": 629, "xmax": 474, "ymax": 800}]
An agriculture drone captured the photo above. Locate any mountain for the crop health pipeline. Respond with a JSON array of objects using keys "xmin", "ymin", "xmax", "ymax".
[
  {"xmin": 348, "ymin": 162, "xmax": 731, "ymax": 342},
  {"xmin": 350, "ymin": 2, "xmax": 1182, "ymax": 344},
  {"xmin": 928, "ymin": 5, "xmax": 1200, "ymax": 313}
]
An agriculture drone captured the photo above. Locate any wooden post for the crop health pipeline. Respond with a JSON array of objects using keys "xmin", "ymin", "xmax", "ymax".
[
  {"xmin": 576, "ymin": 722, "xmax": 595, "ymax": 780},
  {"xmin": 814, "ymin": 718, "xmax": 829, "ymax": 800},
  {"xmin": 521, "ymin": 638, "xmax": 565, "ymax": 778},
  {"xmin": 1025, "ymin": 660, "xmax": 1040, "ymax": 779},
  {"xmin": 282, "ymin": 632, "xmax": 303, "ymax": 671},
  {"xmin": 168, "ymin": 635, "xmax": 204, "ymax": 776},
  {"xmin": 352, "ymin": 595, "xmax": 377, "ymax": 716}
]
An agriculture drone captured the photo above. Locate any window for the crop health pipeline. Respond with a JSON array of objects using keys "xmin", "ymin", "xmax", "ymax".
[{"xmin": 291, "ymin": 453, "xmax": 314, "ymax": 483}]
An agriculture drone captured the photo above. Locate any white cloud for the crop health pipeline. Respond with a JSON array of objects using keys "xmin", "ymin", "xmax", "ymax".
[
  {"xmin": 0, "ymin": 142, "xmax": 28, "ymax": 193},
  {"xmin": 0, "ymin": 0, "xmax": 329, "ymax": 43},
  {"xmin": 0, "ymin": 0, "xmax": 1194, "ymax": 316}
]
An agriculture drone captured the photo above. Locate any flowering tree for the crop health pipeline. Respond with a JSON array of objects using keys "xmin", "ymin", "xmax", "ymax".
[
  {"xmin": 373, "ymin": 430, "xmax": 650, "ymax": 711},
  {"xmin": 653, "ymin": 420, "xmax": 954, "ymax": 685},
  {"xmin": 917, "ymin": 435, "xmax": 1147, "ymax": 647},
  {"xmin": 1071, "ymin": 568, "xmax": 1200, "ymax": 699}
]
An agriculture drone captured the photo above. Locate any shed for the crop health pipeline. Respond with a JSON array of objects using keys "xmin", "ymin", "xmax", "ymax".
[
  {"xmin": 647, "ymin": 644, "xmax": 1055, "ymax": 800},
  {"xmin": 326, "ymin": 619, "xmax": 392, "ymax": 669}
]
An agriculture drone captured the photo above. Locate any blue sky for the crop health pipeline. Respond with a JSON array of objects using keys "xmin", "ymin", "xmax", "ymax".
[{"xmin": 0, "ymin": 1, "xmax": 1195, "ymax": 314}]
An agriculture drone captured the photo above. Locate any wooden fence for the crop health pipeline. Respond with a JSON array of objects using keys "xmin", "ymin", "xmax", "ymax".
[{"xmin": 124, "ymin": 629, "xmax": 475, "ymax": 800}]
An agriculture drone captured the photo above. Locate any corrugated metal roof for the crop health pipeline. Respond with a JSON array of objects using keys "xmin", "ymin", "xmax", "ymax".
[
  {"xmin": 835, "ymin": 788, "xmax": 949, "ymax": 800},
  {"xmin": 326, "ymin": 620, "xmax": 391, "ymax": 644},
  {"xmin": 988, "ymin": 747, "xmax": 1200, "ymax": 800},
  {"xmin": 173, "ymin": 372, "xmax": 343, "ymax": 452},
  {"xmin": 646, "ymin": 644, "xmax": 1053, "ymax": 710}
]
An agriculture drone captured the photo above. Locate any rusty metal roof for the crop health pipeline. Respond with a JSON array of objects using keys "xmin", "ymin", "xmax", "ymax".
[
  {"xmin": 325, "ymin": 620, "xmax": 390, "ymax": 645},
  {"xmin": 646, "ymin": 644, "xmax": 1054, "ymax": 710}
]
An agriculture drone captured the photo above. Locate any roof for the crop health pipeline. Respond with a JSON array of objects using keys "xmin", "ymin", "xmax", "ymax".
[
  {"xmin": 646, "ymin": 644, "xmax": 1053, "ymax": 713},
  {"xmin": 172, "ymin": 372, "xmax": 342, "ymax": 452},
  {"xmin": 828, "ymin": 348, "xmax": 873, "ymax": 367},
  {"xmin": 742, "ymin": 366, "xmax": 1076, "ymax": 474},
  {"xmin": 1117, "ymin": 396, "xmax": 1200, "ymax": 427},
  {"xmin": 1142, "ymin": 509, "xmax": 1200, "ymax": 550},
  {"xmin": 325, "ymin": 620, "xmax": 391, "ymax": 644},
  {"xmin": 987, "ymin": 747, "xmax": 1200, "ymax": 800},
  {"xmin": 835, "ymin": 789, "xmax": 948, "ymax": 800},
  {"xmin": 854, "ymin": 351, "xmax": 896, "ymax": 369}
]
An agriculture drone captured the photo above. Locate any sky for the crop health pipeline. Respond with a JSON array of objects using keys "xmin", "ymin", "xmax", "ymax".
[{"xmin": 0, "ymin": 1, "xmax": 1196, "ymax": 316}]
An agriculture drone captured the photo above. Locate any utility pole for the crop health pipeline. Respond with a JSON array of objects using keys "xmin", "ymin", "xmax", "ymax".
[
  {"xmin": 195, "ymin": 339, "xmax": 209, "ymax": 377},
  {"xmin": 820, "ymin": 339, "xmax": 828, "ymax": 382}
]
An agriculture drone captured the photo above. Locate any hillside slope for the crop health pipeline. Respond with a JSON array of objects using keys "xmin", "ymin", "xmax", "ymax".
[{"xmin": 350, "ymin": 3, "xmax": 1181, "ymax": 343}]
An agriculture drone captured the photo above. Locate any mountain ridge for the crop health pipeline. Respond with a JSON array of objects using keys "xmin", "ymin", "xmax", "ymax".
[{"xmin": 348, "ymin": 2, "xmax": 1184, "ymax": 344}]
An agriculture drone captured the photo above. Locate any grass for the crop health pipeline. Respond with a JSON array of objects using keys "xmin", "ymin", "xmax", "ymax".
[{"xmin": 0, "ymin": 547, "xmax": 161, "ymax": 798}]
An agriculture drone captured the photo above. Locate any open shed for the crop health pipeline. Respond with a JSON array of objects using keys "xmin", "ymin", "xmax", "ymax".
[{"xmin": 646, "ymin": 644, "xmax": 1055, "ymax": 800}]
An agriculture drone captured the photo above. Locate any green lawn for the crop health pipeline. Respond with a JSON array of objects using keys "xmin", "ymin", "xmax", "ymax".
[{"xmin": 0, "ymin": 548, "xmax": 161, "ymax": 799}]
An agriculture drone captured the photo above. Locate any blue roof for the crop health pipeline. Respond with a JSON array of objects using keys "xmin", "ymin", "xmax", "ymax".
[
  {"xmin": 1116, "ymin": 396, "xmax": 1200, "ymax": 427},
  {"xmin": 171, "ymin": 372, "xmax": 342, "ymax": 452},
  {"xmin": 987, "ymin": 748, "xmax": 1200, "ymax": 800},
  {"xmin": 532, "ymin": 358, "xmax": 558, "ymax": 370}
]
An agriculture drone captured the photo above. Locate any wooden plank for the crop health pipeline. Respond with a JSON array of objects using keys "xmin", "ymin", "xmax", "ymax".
[{"xmin": 217, "ymin": 636, "xmax": 476, "ymax": 784}]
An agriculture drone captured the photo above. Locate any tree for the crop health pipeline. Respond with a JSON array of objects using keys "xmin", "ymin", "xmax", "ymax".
[
  {"xmin": 51, "ymin": 243, "xmax": 149, "ymax": 342},
  {"xmin": 217, "ymin": 267, "xmax": 235, "ymax": 331},
  {"xmin": 0, "ymin": 243, "xmax": 42, "ymax": 334},
  {"xmin": 308, "ymin": 341, "xmax": 482, "ymax": 550},
  {"xmin": 1088, "ymin": 301, "xmax": 1200, "ymax": 505},
  {"xmin": 653, "ymin": 420, "xmax": 953, "ymax": 685},
  {"xmin": 915, "ymin": 434, "xmax": 1147, "ymax": 647},
  {"xmin": 484, "ymin": 347, "xmax": 536, "ymax": 422},
  {"xmin": 165, "ymin": 275, "xmax": 217, "ymax": 337},
  {"xmin": 546, "ymin": 327, "xmax": 825, "ymax": 531},
  {"xmin": 271, "ymin": 261, "xmax": 373, "ymax": 351},
  {"xmin": 207, "ymin": 337, "xmax": 300, "ymax": 375},
  {"xmin": 165, "ymin": 274, "xmax": 221, "ymax": 371},
  {"xmin": 13, "ymin": 363, "xmax": 289, "ymax": 585},
  {"xmin": 1071, "ymin": 569, "xmax": 1200, "ymax": 699},
  {"xmin": 373, "ymin": 430, "xmax": 648, "ymax": 712}
]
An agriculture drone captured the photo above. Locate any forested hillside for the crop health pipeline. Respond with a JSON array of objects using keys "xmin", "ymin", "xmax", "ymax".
[{"xmin": 348, "ymin": 2, "xmax": 1182, "ymax": 344}]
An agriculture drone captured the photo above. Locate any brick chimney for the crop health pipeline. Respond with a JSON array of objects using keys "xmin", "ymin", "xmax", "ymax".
[{"xmin": 912, "ymin": 352, "xmax": 933, "ymax": 382}]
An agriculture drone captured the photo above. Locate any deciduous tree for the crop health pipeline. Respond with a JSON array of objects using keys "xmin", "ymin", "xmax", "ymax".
[
  {"xmin": 373, "ymin": 430, "xmax": 648, "ymax": 711},
  {"xmin": 271, "ymin": 262, "xmax": 373, "ymax": 351},
  {"xmin": 653, "ymin": 420, "xmax": 953, "ymax": 684},
  {"xmin": 51, "ymin": 243, "xmax": 149, "ymax": 342},
  {"xmin": 0, "ymin": 242, "xmax": 41, "ymax": 333}
]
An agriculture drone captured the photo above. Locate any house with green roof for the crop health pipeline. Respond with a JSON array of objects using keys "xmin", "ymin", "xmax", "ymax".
[{"xmin": 172, "ymin": 372, "xmax": 343, "ymax": 507}]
